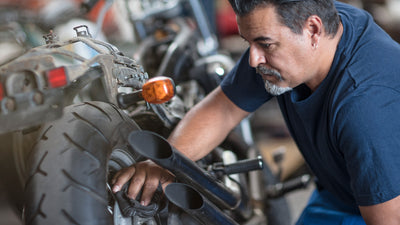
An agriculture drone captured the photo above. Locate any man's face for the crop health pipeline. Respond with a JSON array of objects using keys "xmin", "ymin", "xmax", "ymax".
[{"xmin": 237, "ymin": 5, "xmax": 314, "ymax": 95}]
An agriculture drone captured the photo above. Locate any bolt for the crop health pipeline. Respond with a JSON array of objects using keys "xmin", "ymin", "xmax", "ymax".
[
  {"xmin": 32, "ymin": 92, "xmax": 44, "ymax": 105},
  {"xmin": 4, "ymin": 98, "xmax": 16, "ymax": 111}
]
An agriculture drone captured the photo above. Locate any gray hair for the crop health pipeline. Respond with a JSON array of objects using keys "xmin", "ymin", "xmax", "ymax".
[{"xmin": 227, "ymin": 0, "xmax": 340, "ymax": 37}]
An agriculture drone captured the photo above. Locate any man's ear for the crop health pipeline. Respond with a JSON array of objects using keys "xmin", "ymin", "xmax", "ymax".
[{"xmin": 304, "ymin": 15, "xmax": 323, "ymax": 48}]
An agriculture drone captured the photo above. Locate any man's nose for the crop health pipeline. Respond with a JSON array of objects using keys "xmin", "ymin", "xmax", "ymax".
[{"xmin": 249, "ymin": 46, "xmax": 266, "ymax": 68}]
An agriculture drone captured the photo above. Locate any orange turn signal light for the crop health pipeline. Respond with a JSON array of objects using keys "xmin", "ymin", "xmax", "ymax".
[{"xmin": 142, "ymin": 76, "xmax": 175, "ymax": 104}]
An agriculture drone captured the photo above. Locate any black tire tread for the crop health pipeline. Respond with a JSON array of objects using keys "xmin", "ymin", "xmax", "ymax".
[{"xmin": 24, "ymin": 101, "xmax": 140, "ymax": 225}]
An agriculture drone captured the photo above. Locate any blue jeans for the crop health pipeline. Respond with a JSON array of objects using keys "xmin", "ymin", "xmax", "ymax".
[{"xmin": 295, "ymin": 190, "xmax": 366, "ymax": 225}]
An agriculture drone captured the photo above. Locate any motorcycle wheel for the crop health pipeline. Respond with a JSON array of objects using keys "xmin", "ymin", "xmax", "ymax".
[{"xmin": 24, "ymin": 101, "xmax": 143, "ymax": 225}]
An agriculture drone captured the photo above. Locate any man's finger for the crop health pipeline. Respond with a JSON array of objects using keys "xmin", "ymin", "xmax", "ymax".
[
  {"xmin": 140, "ymin": 168, "xmax": 175, "ymax": 206},
  {"xmin": 112, "ymin": 166, "xmax": 136, "ymax": 193},
  {"xmin": 126, "ymin": 164, "xmax": 147, "ymax": 200},
  {"xmin": 140, "ymin": 173, "xmax": 161, "ymax": 206},
  {"xmin": 160, "ymin": 171, "xmax": 175, "ymax": 191}
]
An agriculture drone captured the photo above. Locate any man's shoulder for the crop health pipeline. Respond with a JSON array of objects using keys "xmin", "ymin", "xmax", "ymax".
[
  {"xmin": 345, "ymin": 42, "xmax": 400, "ymax": 90},
  {"xmin": 334, "ymin": 1, "xmax": 400, "ymax": 90}
]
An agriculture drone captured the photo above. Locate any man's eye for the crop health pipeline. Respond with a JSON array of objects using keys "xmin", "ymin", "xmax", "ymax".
[{"xmin": 259, "ymin": 43, "xmax": 271, "ymax": 49}]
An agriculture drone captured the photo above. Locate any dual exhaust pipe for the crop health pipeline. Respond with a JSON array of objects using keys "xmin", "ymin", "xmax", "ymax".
[
  {"xmin": 165, "ymin": 183, "xmax": 238, "ymax": 225},
  {"xmin": 128, "ymin": 130, "xmax": 261, "ymax": 225}
]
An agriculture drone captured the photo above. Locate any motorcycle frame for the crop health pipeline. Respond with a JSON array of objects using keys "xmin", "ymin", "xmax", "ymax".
[{"xmin": 0, "ymin": 28, "xmax": 150, "ymax": 134}]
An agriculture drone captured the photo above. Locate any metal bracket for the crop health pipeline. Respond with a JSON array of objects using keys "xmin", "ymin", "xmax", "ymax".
[{"xmin": 73, "ymin": 25, "xmax": 92, "ymax": 37}]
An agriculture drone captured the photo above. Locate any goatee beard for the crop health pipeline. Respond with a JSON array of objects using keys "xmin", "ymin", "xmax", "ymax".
[
  {"xmin": 263, "ymin": 80, "xmax": 292, "ymax": 96},
  {"xmin": 256, "ymin": 65, "xmax": 292, "ymax": 96}
]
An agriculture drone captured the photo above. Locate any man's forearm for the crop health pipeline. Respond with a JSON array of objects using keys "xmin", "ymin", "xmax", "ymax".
[
  {"xmin": 360, "ymin": 195, "xmax": 400, "ymax": 225},
  {"xmin": 168, "ymin": 87, "xmax": 249, "ymax": 161}
]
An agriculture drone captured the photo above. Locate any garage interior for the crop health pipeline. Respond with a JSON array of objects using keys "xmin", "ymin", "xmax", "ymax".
[{"xmin": 1, "ymin": 0, "xmax": 399, "ymax": 224}]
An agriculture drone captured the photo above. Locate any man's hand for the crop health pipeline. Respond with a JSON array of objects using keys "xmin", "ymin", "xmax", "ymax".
[
  {"xmin": 110, "ymin": 87, "xmax": 247, "ymax": 206},
  {"xmin": 111, "ymin": 159, "xmax": 175, "ymax": 206}
]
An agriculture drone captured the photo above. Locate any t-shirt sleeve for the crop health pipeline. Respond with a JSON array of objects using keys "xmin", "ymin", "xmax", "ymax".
[
  {"xmin": 220, "ymin": 49, "xmax": 272, "ymax": 112},
  {"xmin": 335, "ymin": 86, "xmax": 400, "ymax": 206}
]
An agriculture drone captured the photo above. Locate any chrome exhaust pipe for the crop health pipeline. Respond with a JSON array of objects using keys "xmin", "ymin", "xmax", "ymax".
[
  {"xmin": 128, "ymin": 130, "xmax": 240, "ymax": 210},
  {"xmin": 165, "ymin": 183, "xmax": 239, "ymax": 225}
]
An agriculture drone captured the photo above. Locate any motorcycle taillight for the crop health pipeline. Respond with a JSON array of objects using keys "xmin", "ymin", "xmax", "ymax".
[
  {"xmin": 142, "ymin": 76, "xmax": 175, "ymax": 104},
  {"xmin": 46, "ymin": 67, "xmax": 68, "ymax": 88}
]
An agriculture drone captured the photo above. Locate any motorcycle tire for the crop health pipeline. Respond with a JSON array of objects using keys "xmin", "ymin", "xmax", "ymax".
[{"xmin": 24, "ymin": 101, "xmax": 143, "ymax": 225}]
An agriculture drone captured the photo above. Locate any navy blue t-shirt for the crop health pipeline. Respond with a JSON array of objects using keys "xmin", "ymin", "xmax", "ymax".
[{"xmin": 221, "ymin": 1, "xmax": 400, "ymax": 208}]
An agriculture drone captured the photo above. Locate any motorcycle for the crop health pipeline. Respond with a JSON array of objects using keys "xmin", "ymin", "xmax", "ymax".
[
  {"xmin": 0, "ymin": 22, "xmax": 177, "ymax": 223},
  {"xmin": 0, "ymin": 24, "xmax": 279, "ymax": 225},
  {"xmin": 0, "ymin": 0, "xmax": 311, "ymax": 224}
]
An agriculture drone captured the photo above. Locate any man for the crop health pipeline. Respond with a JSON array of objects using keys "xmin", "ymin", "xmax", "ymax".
[{"xmin": 112, "ymin": 0, "xmax": 400, "ymax": 224}]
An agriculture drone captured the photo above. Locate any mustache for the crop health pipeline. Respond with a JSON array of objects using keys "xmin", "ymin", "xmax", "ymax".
[{"xmin": 256, "ymin": 65, "xmax": 283, "ymax": 81}]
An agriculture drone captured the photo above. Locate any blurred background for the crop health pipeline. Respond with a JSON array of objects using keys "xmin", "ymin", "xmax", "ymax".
[{"xmin": 0, "ymin": 0, "xmax": 399, "ymax": 224}]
